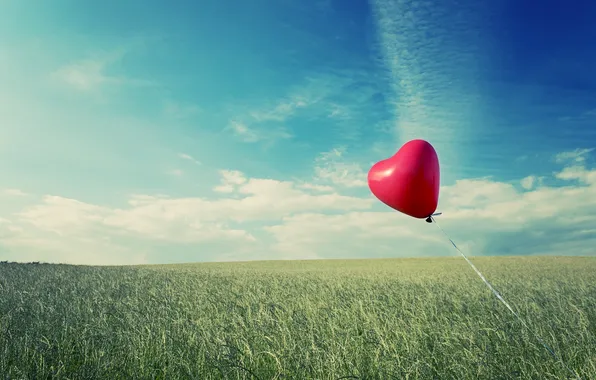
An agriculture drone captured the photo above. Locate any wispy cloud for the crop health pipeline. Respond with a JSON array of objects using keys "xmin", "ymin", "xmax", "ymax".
[
  {"xmin": 168, "ymin": 169, "xmax": 184, "ymax": 177},
  {"xmin": 178, "ymin": 153, "xmax": 201, "ymax": 165},
  {"xmin": 327, "ymin": 103, "xmax": 351, "ymax": 120},
  {"xmin": 52, "ymin": 50, "xmax": 153, "ymax": 91},
  {"xmin": 225, "ymin": 92, "xmax": 311, "ymax": 144},
  {"xmin": 249, "ymin": 97, "xmax": 308, "ymax": 122},
  {"xmin": 53, "ymin": 59, "xmax": 116, "ymax": 90},
  {"xmin": 164, "ymin": 101, "xmax": 201, "ymax": 119},
  {"xmin": 554, "ymin": 148, "xmax": 594, "ymax": 164},
  {"xmin": 313, "ymin": 147, "xmax": 367, "ymax": 188},
  {"xmin": 558, "ymin": 109, "xmax": 596, "ymax": 123},
  {"xmin": 296, "ymin": 71, "xmax": 391, "ymax": 142},
  {"xmin": 225, "ymin": 69, "xmax": 389, "ymax": 144},
  {"xmin": 1, "ymin": 188, "xmax": 28, "ymax": 197},
  {"xmin": 227, "ymin": 120, "xmax": 293, "ymax": 143},
  {"xmin": 228, "ymin": 121, "xmax": 261, "ymax": 143}
]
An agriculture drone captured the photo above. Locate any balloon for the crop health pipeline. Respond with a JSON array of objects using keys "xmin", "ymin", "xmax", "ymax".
[{"xmin": 367, "ymin": 139, "xmax": 440, "ymax": 219}]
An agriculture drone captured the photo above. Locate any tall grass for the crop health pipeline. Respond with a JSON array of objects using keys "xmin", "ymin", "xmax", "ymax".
[{"xmin": 1, "ymin": 256, "xmax": 594, "ymax": 379}]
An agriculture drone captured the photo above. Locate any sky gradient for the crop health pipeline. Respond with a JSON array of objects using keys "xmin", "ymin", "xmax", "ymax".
[{"xmin": 1, "ymin": 0, "xmax": 595, "ymax": 265}]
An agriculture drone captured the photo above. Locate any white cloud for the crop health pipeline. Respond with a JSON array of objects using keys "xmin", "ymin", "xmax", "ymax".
[
  {"xmin": 7, "ymin": 170, "xmax": 370, "ymax": 262},
  {"xmin": 297, "ymin": 183, "xmax": 335, "ymax": 192},
  {"xmin": 264, "ymin": 211, "xmax": 442, "ymax": 259},
  {"xmin": 0, "ymin": 217, "xmax": 23, "ymax": 239},
  {"xmin": 2, "ymin": 230, "xmax": 148, "ymax": 266},
  {"xmin": 554, "ymin": 165, "xmax": 596, "ymax": 185},
  {"xmin": 519, "ymin": 175, "xmax": 545, "ymax": 190},
  {"xmin": 213, "ymin": 170, "xmax": 247, "ymax": 193},
  {"xmin": 15, "ymin": 194, "xmax": 256, "ymax": 246},
  {"xmin": 2, "ymin": 149, "xmax": 595, "ymax": 265},
  {"xmin": 267, "ymin": 157, "xmax": 596, "ymax": 259},
  {"xmin": 520, "ymin": 176, "xmax": 536, "ymax": 190}
]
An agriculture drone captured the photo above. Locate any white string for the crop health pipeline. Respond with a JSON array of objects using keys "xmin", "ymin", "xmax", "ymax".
[{"xmin": 430, "ymin": 216, "xmax": 581, "ymax": 380}]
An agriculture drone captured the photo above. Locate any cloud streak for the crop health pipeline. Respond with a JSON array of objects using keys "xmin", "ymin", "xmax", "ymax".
[{"xmin": 370, "ymin": 0, "xmax": 490, "ymax": 179}]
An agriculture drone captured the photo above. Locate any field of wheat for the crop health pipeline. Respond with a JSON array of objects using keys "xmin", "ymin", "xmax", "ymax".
[{"xmin": 0, "ymin": 256, "xmax": 594, "ymax": 379}]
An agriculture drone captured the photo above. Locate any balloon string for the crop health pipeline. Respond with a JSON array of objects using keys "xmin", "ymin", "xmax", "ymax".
[{"xmin": 430, "ymin": 216, "xmax": 581, "ymax": 380}]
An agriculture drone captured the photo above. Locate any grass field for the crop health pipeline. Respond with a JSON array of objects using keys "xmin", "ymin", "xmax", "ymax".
[{"xmin": 0, "ymin": 256, "xmax": 595, "ymax": 379}]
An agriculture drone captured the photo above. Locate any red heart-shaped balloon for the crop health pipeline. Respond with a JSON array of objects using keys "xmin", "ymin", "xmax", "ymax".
[{"xmin": 368, "ymin": 139, "xmax": 440, "ymax": 219}]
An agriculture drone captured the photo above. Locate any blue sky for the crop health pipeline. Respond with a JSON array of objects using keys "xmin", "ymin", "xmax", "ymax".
[{"xmin": 1, "ymin": 0, "xmax": 595, "ymax": 265}]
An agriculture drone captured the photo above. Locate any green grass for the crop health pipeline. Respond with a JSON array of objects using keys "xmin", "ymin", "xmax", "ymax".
[{"xmin": 1, "ymin": 256, "xmax": 595, "ymax": 379}]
